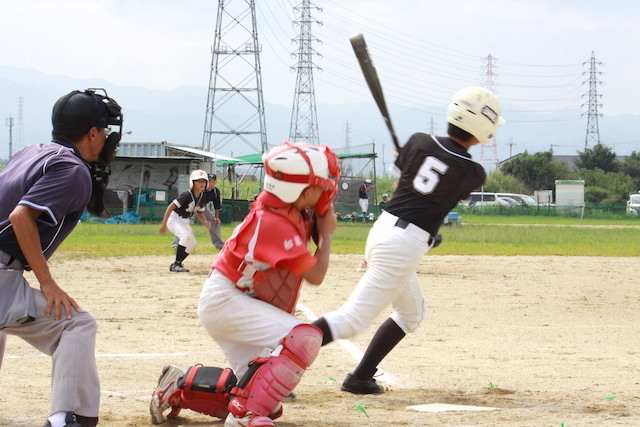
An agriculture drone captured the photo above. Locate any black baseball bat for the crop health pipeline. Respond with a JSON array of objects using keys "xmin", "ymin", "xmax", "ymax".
[{"xmin": 349, "ymin": 33, "xmax": 401, "ymax": 150}]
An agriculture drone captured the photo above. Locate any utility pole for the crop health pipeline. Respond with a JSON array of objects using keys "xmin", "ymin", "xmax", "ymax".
[
  {"xmin": 6, "ymin": 117, "xmax": 14, "ymax": 159},
  {"xmin": 506, "ymin": 138, "xmax": 516, "ymax": 158},
  {"xmin": 582, "ymin": 51, "xmax": 604, "ymax": 149},
  {"xmin": 289, "ymin": 0, "xmax": 322, "ymax": 144},
  {"xmin": 202, "ymin": 0, "xmax": 268, "ymax": 164}
]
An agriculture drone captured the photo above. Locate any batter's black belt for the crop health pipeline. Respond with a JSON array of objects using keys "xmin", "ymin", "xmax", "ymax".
[{"xmin": 394, "ymin": 218, "xmax": 435, "ymax": 246}]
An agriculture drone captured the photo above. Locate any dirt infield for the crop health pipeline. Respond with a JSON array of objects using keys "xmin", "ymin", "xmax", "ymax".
[{"xmin": 1, "ymin": 254, "xmax": 639, "ymax": 426}]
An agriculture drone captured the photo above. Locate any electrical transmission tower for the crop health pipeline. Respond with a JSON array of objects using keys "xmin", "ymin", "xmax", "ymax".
[
  {"xmin": 289, "ymin": 0, "xmax": 322, "ymax": 144},
  {"xmin": 202, "ymin": 0, "xmax": 268, "ymax": 161},
  {"xmin": 480, "ymin": 54, "xmax": 499, "ymax": 170},
  {"xmin": 582, "ymin": 51, "xmax": 604, "ymax": 148}
]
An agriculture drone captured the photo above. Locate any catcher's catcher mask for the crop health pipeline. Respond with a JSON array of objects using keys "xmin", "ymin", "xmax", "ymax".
[{"xmin": 263, "ymin": 142, "xmax": 340, "ymax": 216}]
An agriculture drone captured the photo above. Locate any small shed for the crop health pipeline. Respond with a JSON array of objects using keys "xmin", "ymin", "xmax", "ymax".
[{"xmin": 555, "ymin": 180, "xmax": 585, "ymax": 215}]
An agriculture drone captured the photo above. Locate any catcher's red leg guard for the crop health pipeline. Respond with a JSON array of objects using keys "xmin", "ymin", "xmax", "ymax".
[
  {"xmin": 170, "ymin": 365, "xmax": 237, "ymax": 420},
  {"xmin": 228, "ymin": 323, "xmax": 322, "ymax": 419}
]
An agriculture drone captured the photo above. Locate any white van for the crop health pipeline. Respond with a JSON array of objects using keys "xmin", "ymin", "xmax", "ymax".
[
  {"xmin": 627, "ymin": 193, "xmax": 640, "ymax": 215},
  {"xmin": 466, "ymin": 192, "xmax": 513, "ymax": 207}
]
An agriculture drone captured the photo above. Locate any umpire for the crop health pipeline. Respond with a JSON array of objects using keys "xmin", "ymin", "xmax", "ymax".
[{"xmin": 0, "ymin": 89, "xmax": 123, "ymax": 427}]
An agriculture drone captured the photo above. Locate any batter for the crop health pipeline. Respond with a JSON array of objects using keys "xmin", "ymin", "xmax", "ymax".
[{"xmin": 313, "ymin": 86, "xmax": 506, "ymax": 394}]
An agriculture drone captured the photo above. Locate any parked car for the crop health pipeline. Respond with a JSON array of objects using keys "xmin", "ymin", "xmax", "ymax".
[
  {"xmin": 465, "ymin": 192, "xmax": 513, "ymax": 207},
  {"xmin": 496, "ymin": 193, "xmax": 537, "ymax": 206},
  {"xmin": 627, "ymin": 193, "xmax": 640, "ymax": 215}
]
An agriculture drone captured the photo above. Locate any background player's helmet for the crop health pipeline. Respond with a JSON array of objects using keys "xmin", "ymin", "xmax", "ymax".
[
  {"xmin": 447, "ymin": 86, "xmax": 505, "ymax": 144},
  {"xmin": 189, "ymin": 169, "xmax": 209, "ymax": 189},
  {"xmin": 263, "ymin": 142, "xmax": 340, "ymax": 215}
]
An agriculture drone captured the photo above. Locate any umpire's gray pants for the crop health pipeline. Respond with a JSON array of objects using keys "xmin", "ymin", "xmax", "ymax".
[{"xmin": 0, "ymin": 286, "xmax": 99, "ymax": 417}]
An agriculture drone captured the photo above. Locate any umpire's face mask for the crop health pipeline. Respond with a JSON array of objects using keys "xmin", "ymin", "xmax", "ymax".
[{"xmin": 86, "ymin": 90, "xmax": 124, "ymax": 218}]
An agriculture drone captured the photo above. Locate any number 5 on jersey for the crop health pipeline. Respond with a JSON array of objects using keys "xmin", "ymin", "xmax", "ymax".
[{"xmin": 413, "ymin": 156, "xmax": 449, "ymax": 195}]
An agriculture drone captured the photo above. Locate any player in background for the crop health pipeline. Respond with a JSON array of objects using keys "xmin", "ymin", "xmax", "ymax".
[
  {"xmin": 0, "ymin": 89, "xmax": 123, "ymax": 426},
  {"xmin": 159, "ymin": 170, "xmax": 211, "ymax": 272},
  {"xmin": 358, "ymin": 178, "xmax": 375, "ymax": 214},
  {"xmin": 203, "ymin": 173, "xmax": 225, "ymax": 249},
  {"xmin": 149, "ymin": 141, "xmax": 340, "ymax": 427},
  {"xmin": 312, "ymin": 87, "xmax": 505, "ymax": 394},
  {"xmin": 172, "ymin": 173, "xmax": 224, "ymax": 251}
]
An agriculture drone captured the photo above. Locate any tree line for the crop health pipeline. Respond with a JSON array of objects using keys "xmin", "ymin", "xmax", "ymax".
[{"xmin": 484, "ymin": 144, "xmax": 640, "ymax": 205}]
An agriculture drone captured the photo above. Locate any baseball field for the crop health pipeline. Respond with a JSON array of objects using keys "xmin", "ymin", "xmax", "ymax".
[{"xmin": 1, "ymin": 220, "xmax": 639, "ymax": 426}]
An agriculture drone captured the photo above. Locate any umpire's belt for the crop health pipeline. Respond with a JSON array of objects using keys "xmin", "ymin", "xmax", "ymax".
[
  {"xmin": 393, "ymin": 217, "xmax": 435, "ymax": 246},
  {"xmin": 0, "ymin": 250, "xmax": 24, "ymax": 271}
]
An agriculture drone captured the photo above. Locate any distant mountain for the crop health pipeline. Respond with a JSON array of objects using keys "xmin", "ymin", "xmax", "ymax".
[{"xmin": 1, "ymin": 65, "xmax": 637, "ymax": 166}]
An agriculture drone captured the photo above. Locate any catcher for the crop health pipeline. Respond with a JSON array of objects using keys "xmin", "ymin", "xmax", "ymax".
[{"xmin": 150, "ymin": 141, "xmax": 340, "ymax": 427}]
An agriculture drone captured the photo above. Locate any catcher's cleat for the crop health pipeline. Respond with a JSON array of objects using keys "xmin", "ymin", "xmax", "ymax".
[
  {"xmin": 150, "ymin": 364, "xmax": 185, "ymax": 424},
  {"xmin": 224, "ymin": 413, "xmax": 275, "ymax": 427},
  {"xmin": 341, "ymin": 372, "xmax": 384, "ymax": 395},
  {"xmin": 170, "ymin": 263, "xmax": 190, "ymax": 273}
]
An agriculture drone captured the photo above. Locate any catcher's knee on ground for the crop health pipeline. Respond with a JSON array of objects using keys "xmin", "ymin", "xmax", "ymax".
[{"xmin": 228, "ymin": 323, "xmax": 322, "ymax": 419}]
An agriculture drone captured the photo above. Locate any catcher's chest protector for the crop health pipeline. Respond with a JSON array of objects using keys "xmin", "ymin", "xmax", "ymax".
[{"xmin": 174, "ymin": 365, "xmax": 237, "ymax": 419}]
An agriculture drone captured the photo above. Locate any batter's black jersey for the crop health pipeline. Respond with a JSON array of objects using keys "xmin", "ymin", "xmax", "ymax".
[{"xmin": 385, "ymin": 133, "xmax": 486, "ymax": 236}]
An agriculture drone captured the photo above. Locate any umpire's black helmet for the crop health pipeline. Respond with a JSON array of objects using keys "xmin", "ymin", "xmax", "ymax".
[{"xmin": 52, "ymin": 88, "xmax": 123, "ymax": 133}]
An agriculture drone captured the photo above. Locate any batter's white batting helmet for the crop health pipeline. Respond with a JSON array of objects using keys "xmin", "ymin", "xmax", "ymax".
[
  {"xmin": 263, "ymin": 142, "xmax": 340, "ymax": 214},
  {"xmin": 447, "ymin": 87, "xmax": 505, "ymax": 144},
  {"xmin": 189, "ymin": 169, "xmax": 208, "ymax": 189}
]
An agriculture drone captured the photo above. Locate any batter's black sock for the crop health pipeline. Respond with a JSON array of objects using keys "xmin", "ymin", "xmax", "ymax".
[
  {"xmin": 312, "ymin": 317, "xmax": 333, "ymax": 346},
  {"xmin": 352, "ymin": 317, "xmax": 406, "ymax": 380},
  {"xmin": 175, "ymin": 245, "xmax": 188, "ymax": 264}
]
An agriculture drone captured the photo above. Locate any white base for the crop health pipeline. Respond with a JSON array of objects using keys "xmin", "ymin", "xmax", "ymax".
[{"xmin": 407, "ymin": 403, "xmax": 498, "ymax": 413}]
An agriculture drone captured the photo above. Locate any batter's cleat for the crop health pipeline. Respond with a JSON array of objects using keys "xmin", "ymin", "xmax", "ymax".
[
  {"xmin": 170, "ymin": 263, "xmax": 190, "ymax": 272},
  {"xmin": 224, "ymin": 413, "xmax": 275, "ymax": 427},
  {"xmin": 341, "ymin": 372, "xmax": 384, "ymax": 395},
  {"xmin": 150, "ymin": 364, "xmax": 184, "ymax": 424}
]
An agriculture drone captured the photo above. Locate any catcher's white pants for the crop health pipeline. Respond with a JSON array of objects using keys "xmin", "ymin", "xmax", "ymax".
[
  {"xmin": 323, "ymin": 211, "xmax": 433, "ymax": 339},
  {"xmin": 167, "ymin": 211, "xmax": 197, "ymax": 253},
  {"xmin": 198, "ymin": 270, "xmax": 304, "ymax": 378},
  {"xmin": 359, "ymin": 198, "xmax": 369, "ymax": 213}
]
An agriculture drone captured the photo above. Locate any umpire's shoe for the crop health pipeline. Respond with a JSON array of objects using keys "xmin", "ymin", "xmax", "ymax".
[
  {"xmin": 43, "ymin": 412, "xmax": 97, "ymax": 427},
  {"xmin": 341, "ymin": 372, "xmax": 384, "ymax": 394}
]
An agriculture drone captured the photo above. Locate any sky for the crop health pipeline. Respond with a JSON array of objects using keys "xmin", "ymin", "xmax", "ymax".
[{"xmin": 0, "ymin": 0, "xmax": 639, "ymax": 157}]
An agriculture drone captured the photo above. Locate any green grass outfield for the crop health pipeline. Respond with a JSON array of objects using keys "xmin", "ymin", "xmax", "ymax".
[{"xmin": 58, "ymin": 214, "xmax": 640, "ymax": 258}]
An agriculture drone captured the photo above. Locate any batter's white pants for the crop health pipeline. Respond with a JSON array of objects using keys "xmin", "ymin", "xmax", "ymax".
[
  {"xmin": 323, "ymin": 211, "xmax": 434, "ymax": 339},
  {"xmin": 358, "ymin": 198, "xmax": 369, "ymax": 214},
  {"xmin": 0, "ymin": 285, "xmax": 99, "ymax": 417},
  {"xmin": 198, "ymin": 270, "xmax": 305, "ymax": 378},
  {"xmin": 167, "ymin": 211, "xmax": 197, "ymax": 253}
]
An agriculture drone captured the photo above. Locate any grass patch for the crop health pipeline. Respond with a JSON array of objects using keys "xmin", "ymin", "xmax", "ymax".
[{"xmin": 57, "ymin": 218, "xmax": 640, "ymax": 258}]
